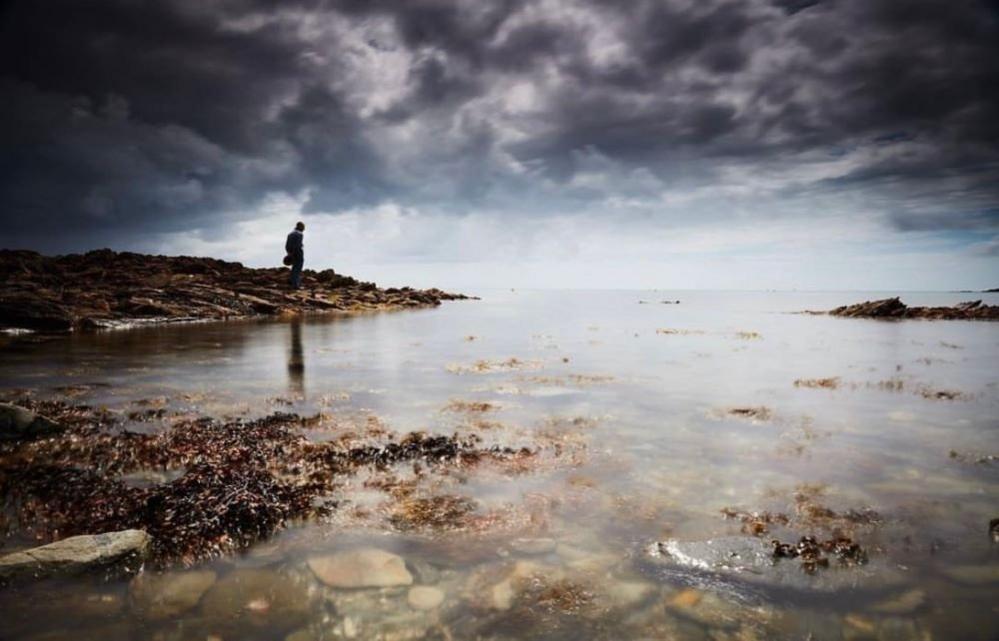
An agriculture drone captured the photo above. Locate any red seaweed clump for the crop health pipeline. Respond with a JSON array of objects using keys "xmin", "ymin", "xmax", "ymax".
[
  {"xmin": 771, "ymin": 535, "xmax": 868, "ymax": 574},
  {"xmin": 0, "ymin": 403, "xmax": 533, "ymax": 565}
]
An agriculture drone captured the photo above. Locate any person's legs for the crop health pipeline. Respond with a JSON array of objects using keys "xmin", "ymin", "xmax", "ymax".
[{"xmin": 290, "ymin": 258, "xmax": 303, "ymax": 289}]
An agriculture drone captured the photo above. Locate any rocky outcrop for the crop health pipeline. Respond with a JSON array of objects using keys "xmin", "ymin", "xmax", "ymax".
[
  {"xmin": 0, "ymin": 530, "xmax": 150, "ymax": 581},
  {"xmin": 0, "ymin": 249, "xmax": 472, "ymax": 331},
  {"xmin": 826, "ymin": 297, "xmax": 999, "ymax": 321},
  {"xmin": 0, "ymin": 402, "xmax": 63, "ymax": 440}
]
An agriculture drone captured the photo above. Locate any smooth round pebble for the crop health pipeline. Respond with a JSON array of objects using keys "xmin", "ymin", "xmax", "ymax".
[{"xmin": 407, "ymin": 586, "xmax": 445, "ymax": 611}]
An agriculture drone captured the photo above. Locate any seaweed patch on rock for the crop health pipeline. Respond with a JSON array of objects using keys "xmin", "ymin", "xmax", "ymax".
[{"xmin": 770, "ymin": 535, "xmax": 868, "ymax": 574}]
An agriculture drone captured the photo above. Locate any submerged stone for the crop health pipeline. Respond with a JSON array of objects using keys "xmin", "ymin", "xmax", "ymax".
[
  {"xmin": 407, "ymin": 586, "xmax": 445, "ymax": 610},
  {"xmin": 307, "ymin": 548, "xmax": 413, "ymax": 588},
  {"xmin": 510, "ymin": 538, "xmax": 557, "ymax": 555},
  {"xmin": 129, "ymin": 569, "xmax": 217, "ymax": 619},
  {"xmin": 940, "ymin": 564, "xmax": 999, "ymax": 585},
  {"xmin": 0, "ymin": 530, "xmax": 150, "ymax": 581},
  {"xmin": 869, "ymin": 588, "xmax": 926, "ymax": 614},
  {"xmin": 200, "ymin": 568, "xmax": 312, "ymax": 631},
  {"xmin": 604, "ymin": 580, "xmax": 655, "ymax": 607}
]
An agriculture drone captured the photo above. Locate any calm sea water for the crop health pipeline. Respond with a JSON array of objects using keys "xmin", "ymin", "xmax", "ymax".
[{"xmin": 1, "ymin": 290, "xmax": 997, "ymax": 640}]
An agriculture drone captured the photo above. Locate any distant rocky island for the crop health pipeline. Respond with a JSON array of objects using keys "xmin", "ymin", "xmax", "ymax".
[
  {"xmin": 0, "ymin": 249, "xmax": 472, "ymax": 331},
  {"xmin": 825, "ymin": 297, "xmax": 999, "ymax": 321}
]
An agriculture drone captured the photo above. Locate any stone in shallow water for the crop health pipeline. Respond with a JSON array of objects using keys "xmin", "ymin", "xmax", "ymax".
[
  {"xmin": 200, "ymin": 568, "xmax": 313, "ymax": 631},
  {"xmin": 605, "ymin": 580, "xmax": 655, "ymax": 607},
  {"xmin": 510, "ymin": 538, "xmax": 557, "ymax": 555},
  {"xmin": 489, "ymin": 578, "xmax": 516, "ymax": 611},
  {"xmin": 407, "ymin": 586, "xmax": 445, "ymax": 610},
  {"xmin": 940, "ymin": 564, "xmax": 999, "ymax": 585},
  {"xmin": 666, "ymin": 587, "xmax": 774, "ymax": 630},
  {"xmin": 55, "ymin": 592, "xmax": 126, "ymax": 620},
  {"xmin": 0, "ymin": 530, "xmax": 150, "ymax": 581},
  {"xmin": 869, "ymin": 588, "xmax": 926, "ymax": 614},
  {"xmin": 307, "ymin": 548, "xmax": 413, "ymax": 588},
  {"xmin": 129, "ymin": 569, "xmax": 217, "ymax": 619},
  {"xmin": 407, "ymin": 558, "xmax": 441, "ymax": 585},
  {"xmin": 285, "ymin": 627, "xmax": 320, "ymax": 641},
  {"xmin": 647, "ymin": 537, "xmax": 905, "ymax": 594},
  {"xmin": 669, "ymin": 588, "xmax": 703, "ymax": 608}
]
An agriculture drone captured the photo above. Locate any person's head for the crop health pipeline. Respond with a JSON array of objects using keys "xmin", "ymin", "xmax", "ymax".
[{"xmin": 295, "ymin": 221, "xmax": 305, "ymax": 232}]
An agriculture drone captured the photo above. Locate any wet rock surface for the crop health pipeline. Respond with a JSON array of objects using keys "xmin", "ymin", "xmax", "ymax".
[
  {"xmin": 645, "ymin": 536, "xmax": 903, "ymax": 596},
  {"xmin": 0, "ymin": 402, "xmax": 62, "ymax": 440},
  {"xmin": 823, "ymin": 297, "xmax": 999, "ymax": 321},
  {"xmin": 0, "ymin": 529, "xmax": 150, "ymax": 581},
  {"xmin": 0, "ymin": 249, "xmax": 472, "ymax": 331}
]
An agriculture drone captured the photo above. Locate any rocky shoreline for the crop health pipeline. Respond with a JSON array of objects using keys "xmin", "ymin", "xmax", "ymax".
[
  {"xmin": 823, "ymin": 297, "xmax": 999, "ymax": 321},
  {"xmin": 0, "ymin": 249, "xmax": 473, "ymax": 332}
]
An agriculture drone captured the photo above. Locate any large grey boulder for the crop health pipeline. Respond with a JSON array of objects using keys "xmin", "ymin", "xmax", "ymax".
[
  {"xmin": 0, "ymin": 530, "xmax": 151, "ymax": 581},
  {"xmin": 0, "ymin": 402, "xmax": 63, "ymax": 440}
]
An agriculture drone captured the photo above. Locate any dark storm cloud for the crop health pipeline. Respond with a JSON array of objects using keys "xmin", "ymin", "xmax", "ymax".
[{"xmin": 0, "ymin": 0, "xmax": 998, "ymax": 252}]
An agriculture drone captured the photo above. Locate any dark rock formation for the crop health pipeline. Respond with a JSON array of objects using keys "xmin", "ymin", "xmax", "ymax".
[
  {"xmin": 0, "ymin": 403, "xmax": 63, "ymax": 440},
  {"xmin": 827, "ymin": 297, "xmax": 999, "ymax": 321},
  {"xmin": 0, "ymin": 249, "xmax": 472, "ymax": 331}
]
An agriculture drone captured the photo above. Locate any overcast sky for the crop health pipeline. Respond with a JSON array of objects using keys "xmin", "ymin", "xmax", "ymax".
[{"xmin": 1, "ymin": 0, "xmax": 997, "ymax": 290}]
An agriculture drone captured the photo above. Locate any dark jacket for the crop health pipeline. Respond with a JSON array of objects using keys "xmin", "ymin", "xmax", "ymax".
[{"xmin": 285, "ymin": 230, "xmax": 304, "ymax": 258}]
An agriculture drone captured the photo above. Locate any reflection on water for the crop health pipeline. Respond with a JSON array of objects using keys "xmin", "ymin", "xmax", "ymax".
[
  {"xmin": 288, "ymin": 319, "xmax": 305, "ymax": 397},
  {"xmin": 1, "ymin": 290, "xmax": 997, "ymax": 640}
]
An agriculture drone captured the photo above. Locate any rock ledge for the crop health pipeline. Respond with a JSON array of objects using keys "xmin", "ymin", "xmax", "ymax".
[
  {"xmin": 0, "ymin": 529, "xmax": 151, "ymax": 581},
  {"xmin": 0, "ymin": 249, "xmax": 472, "ymax": 331}
]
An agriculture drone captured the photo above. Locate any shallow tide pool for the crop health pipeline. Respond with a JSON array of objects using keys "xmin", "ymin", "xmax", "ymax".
[{"xmin": 1, "ymin": 290, "xmax": 997, "ymax": 641}]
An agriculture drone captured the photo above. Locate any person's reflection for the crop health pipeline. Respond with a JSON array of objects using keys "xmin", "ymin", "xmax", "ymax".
[{"xmin": 287, "ymin": 319, "xmax": 305, "ymax": 397}]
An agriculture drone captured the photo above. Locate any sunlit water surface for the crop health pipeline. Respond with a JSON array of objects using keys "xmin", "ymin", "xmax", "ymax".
[{"xmin": 1, "ymin": 290, "xmax": 997, "ymax": 640}]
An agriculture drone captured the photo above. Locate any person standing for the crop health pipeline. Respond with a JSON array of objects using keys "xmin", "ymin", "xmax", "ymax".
[{"xmin": 285, "ymin": 221, "xmax": 305, "ymax": 289}]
